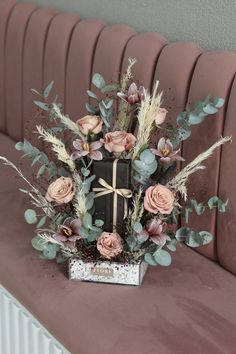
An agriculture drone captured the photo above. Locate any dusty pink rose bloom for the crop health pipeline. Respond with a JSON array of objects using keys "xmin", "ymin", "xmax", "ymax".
[
  {"xmin": 151, "ymin": 137, "xmax": 184, "ymax": 162},
  {"xmin": 101, "ymin": 131, "xmax": 136, "ymax": 153},
  {"xmin": 70, "ymin": 139, "xmax": 103, "ymax": 161},
  {"xmin": 97, "ymin": 232, "xmax": 123, "ymax": 259},
  {"xmin": 77, "ymin": 115, "xmax": 103, "ymax": 135},
  {"xmin": 45, "ymin": 177, "xmax": 75, "ymax": 204},
  {"xmin": 144, "ymin": 184, "xmax": 175, "ymax": 214},
  {"xmin": 117, "ymin": 82, "xmax": 148, "ymax": 104},
  {"xmin": 155, "ymin": 108, "xmax": 168, "ymax": 125},
  {"xmin": 137, "ymin": 219, "xmax": 171, "ymax": 246}
]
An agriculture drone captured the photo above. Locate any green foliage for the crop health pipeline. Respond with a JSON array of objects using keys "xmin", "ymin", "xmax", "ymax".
[
  {"xmin": 182, "ymin": 199, "xmax": 206, "ymax": 223},
  {"xmin": 92, "ymin": 73, "xmax": 106, "ymax": 89},
  {"xmin": 95, "ymin": 219, "xmax": 104, "ymax": 227},
  {"xmin": 132, "ymin": 222, "xmax": 143, "ymax": 233},
  {"xmin": 101, "ymin": 83, "xmax": 120, "ymax": 93},
  {"xmin": 41, "ymin": 243, "xmax": 59, "ymax": 260},
  {"xmin": 44, "ymin": 81, "xmax": 54, "ymax": 98},
  {"xmin": 153, "ymin": 249, "xmax": 172, "ymax": 266},
  {"xmin": 32, "ymin": 236, "xmax": 60, "ymax": 260},
  {"xmin": 31, "ymin": 236, "xmax": 46, "ymax": 251},
  {"xmin": 208, "ymin": 196, "xmax": 228, "ymax": 212},
  {"xmin": 175, "ymin": 226, "xmax": 213, "ymax": 247},
  {"xmin": 24, "ymin": 209, "xmax": 37, "ymax": 224},
  {"xmin": 144, "ymin": 253, "xmax": 157, "ymax": 266},
  {"xmin": 169, "ymin": 96, "xmax": 224, "ymax": 148},
  {"xmin": 182, "ymin": 196, "xmax": 228, "ymax": 223},
  {"xmin": 15, "ymin": 139, "xmax": 66, "ymax": 179},
  {"xmin": 133, "ymin": 149, "xmax": 158, "ymax": 185}
]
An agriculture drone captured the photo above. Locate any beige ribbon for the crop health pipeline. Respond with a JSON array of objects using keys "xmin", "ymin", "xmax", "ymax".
[{"xmin": 92, "ymin": 159, "xmax": 132, "ymax": 232}]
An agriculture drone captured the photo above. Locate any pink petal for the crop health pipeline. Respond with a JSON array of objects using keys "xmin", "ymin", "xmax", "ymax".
[
  {"xmin": 137, "ymin": 230, "xmax": 149, "ymax": 243},
  {"xmin": 70, "ymin": 219, "xmax": 81, "ymax": 234},
  {"xmin": 54, "ymin": 234, "xmax": 67, "ymax": 242},
  {"xmin": 90, "ymin": 141, "xmax": 103, "ymax": 150},
  {"xmin": 71, "ymin": 151, "xmax": 82, "ymax": 160},
  {"xmin": 146, "ymin": 219, "xmax": 162, "ymax": 235},
  {"xmin": 128, "ymin": 82, "xmax": 138, "ymax": 95},
  {"xmin": 73, "ymin": 139, "xmax": 83, "ymax": 150},
  {"xmin": 150, "ymin": 148, "xmax": 163, "ymax": 157},
  {"xmin": 166, "ymin": 139, "xmax": 174, "ymax": 152},
  {"xmin": 64, "ymin": 217, "xmax": 74, "ymax": 227},
  {"xmin": 160, "ymin": 156, "xmax": 171, "ymax": 163},
  {"xmin": 69, "ymin": 235, "xmax": 82, "ymax": 242},
  {"xmin": 157, "ymin": 137, "xmax": 166, "ymax": 151},
  {"xmin": 90, "ymin": 150, "xmax": 103, "ymax": 160}
]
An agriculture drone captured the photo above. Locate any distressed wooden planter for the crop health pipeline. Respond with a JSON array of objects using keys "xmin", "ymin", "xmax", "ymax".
[{"xmin": 69, "ymin": 258, "xmax": 148, "ymax": 286}]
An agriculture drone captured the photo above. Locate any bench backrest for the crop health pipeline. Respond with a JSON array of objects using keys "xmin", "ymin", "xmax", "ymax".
[{"xmin": 1, "ymin": 0, "xmax": 236, "ymax": 274}]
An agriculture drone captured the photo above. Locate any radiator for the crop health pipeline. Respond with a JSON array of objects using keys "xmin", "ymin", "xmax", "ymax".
[{"xmin": 0, "ymin": 285, "xmax": 71, "ymax": 354}]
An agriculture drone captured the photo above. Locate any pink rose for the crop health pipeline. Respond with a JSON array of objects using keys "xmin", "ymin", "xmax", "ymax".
[
  {"xmin": 155, "ymin": 108, "xmax": 168, "ymax": 125},
  {"xmin": 77, "ymin": 115, "xmax": 103, "ymax": 135},
  {"xmin": 97, "ymin": 232, "xmax": 123, "ymax": 259},
  {"xmin": 45, "ymin": 177, "xmax": 75, "ymax": 204},
  {"xmin": 144, "ymin": 184, "xmax": 174, "ymax": 214},
  {"xmin": 101, "ymin": 131, "xmax": 136, "ymax": 153}
]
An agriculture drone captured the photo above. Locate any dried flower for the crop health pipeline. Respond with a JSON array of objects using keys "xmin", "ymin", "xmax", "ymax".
[
  {"xmin": 101, "ymin": 131, "xmax": 136, "ymax": 154},
  {"xmin": 97, "ymin": 232, "xmax": 123, "ymax": 259},
  {"xmin": 144, "ymin": 184, "xmax": 175, "ymax": 214},
  {"xmin": 151, "ymin": 137, "xmax": 184, "ymax": 162},
  {"xmin": 76, "ymin": 115, "xmax": 103, "ymax": 135},
  {"xmin": 155, "ymin": 108, "xmax": 168, "ymax": 125},
  {"xmin": 71, "ymin": 139, "xmax": 103, "ymax": 161},
  {"xmin": 45, "ymin": 177, "xmax": 75, "ymax": 204},
  {"xmin": 137, "ymin": 219, "xmax": 171, "ymax": 246},
  {"xmin": 117, "ymin": 82, "xmax": 147, "ymax": 104},
  {"xmin": 54, "ymin": 217, "xmax": 82, "ymax": 249}
]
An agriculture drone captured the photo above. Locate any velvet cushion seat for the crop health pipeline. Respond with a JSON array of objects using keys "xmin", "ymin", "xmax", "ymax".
[{"xmin": 1, "ymin": 133, "xmax": 236, "ymax": 354}]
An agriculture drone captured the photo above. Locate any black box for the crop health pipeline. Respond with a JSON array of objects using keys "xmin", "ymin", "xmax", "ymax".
[{"xmin": 92, "ymin": 159, "xmax": 131, "ymax": 236}]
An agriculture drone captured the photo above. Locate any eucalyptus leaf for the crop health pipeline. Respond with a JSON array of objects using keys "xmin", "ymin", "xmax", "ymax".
[
  {"xmin": 203, "ymin": 104, "xmax": 218, "ymax": 115},
  {"xmin": 87, "ymin": 90, "xmax": 98, "ymax": 100},
  {"xmin": 42, "ymin": 244, "xmax": 58, "ymax": 260},
  {"xmin": 83, "ymin": 213, "xmax": 93, "ymax": 228},
  {"xmin": 34, "ymin": 101, "xmax": 50, "ymax": 111},
  {"xmin": 36, "ymin": 215, "xmax": 47, "ymax": 228},
  {"xmin": 24, "ymin": 209, "xmax": 37, "ymax": 224},
  {"xmin": 31, "ymin": 236, "xmax": 46, "ymax": 251},
  {"xmin": 133, "ymin": 222, "xmax": 143, "ymax": 234},
  {"xmin": 101, "ymin": 83, "xmax": 120, "ymax": 93},
  {"xmin": 144, "ymin": 253, "xmax": 157, "ymax": 266},
  {"xmin": 140, "ymin": 149, "xmax": 155, "ymax": 164},
  {"xmin": 85, "ymin": 103, "xmax": 97, "ymax": 115},
  {"xmin": 198, "ymin": 231, "xmax": 213, "ymax": 245},
  {"xmin": 153, "ymin": 249, "xmax": 172, "ymax": 266},
  {"xmin": 43, "ymin": 81, "xmax": 54, "ymax": 98},
  {"xmin": 15, "ymin": 141, "xmax": 24, "ymax": 151},
  {"xmin": 95, "ymin": 219, "xmax": 104, "ymax": 227},
  {"xmin": 81, "ymin": 167, "xmax": 90, "ymax": 177},
  {"xmin": 85, "ymin": 192, "xmax": 95, "ymax": 210},
  {"xmin": 92, "ymin": 73, "xmax": 106, "ymax": 89},
  {"xmin": 104, "ymin": 99, "xmax": 114, "ymax": 109},
  {"xmin": 213, "ymin": 97, "xmax": 224, "ymax": 108},
  {"xmin": 37, "ymin": 165, "xmax": 46, "ymax": 178}
]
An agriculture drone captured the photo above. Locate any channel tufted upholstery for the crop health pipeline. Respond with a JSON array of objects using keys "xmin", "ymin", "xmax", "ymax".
[{"xmin": 0, "ymin": 1, "xmax": 236, "ymax": 353}]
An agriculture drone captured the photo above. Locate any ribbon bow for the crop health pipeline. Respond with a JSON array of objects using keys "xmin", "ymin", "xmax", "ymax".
[{"xmin": 92, "ymin": 159, "xmax": 132, "ymax": 232}]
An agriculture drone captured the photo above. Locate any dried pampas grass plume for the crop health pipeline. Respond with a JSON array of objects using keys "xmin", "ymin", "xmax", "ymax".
[{"xmin": 168, "ymin": 136, "xmax": 232, "ymax": 199}]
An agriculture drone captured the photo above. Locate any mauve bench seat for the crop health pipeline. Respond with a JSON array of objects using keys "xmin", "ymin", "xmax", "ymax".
[{"xmin": 1, "ymin": 132, "xmax": 236, "ymax": 354}]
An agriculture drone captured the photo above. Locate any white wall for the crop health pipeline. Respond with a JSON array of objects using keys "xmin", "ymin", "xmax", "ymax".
[{"xmin": 17, "ymin": 0, "xmax": 236, "ymax": 52}]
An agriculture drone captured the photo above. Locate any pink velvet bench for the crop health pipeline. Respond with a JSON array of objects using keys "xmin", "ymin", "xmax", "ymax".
[{"xmin": 1, "ymin": 1, "xmax": 236, "ymax": 353}]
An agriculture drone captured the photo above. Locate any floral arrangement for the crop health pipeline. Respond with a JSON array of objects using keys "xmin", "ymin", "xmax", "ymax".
[{"xmin": 0, "ymin": 58, "xmax": 230, "ymax": 268}]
